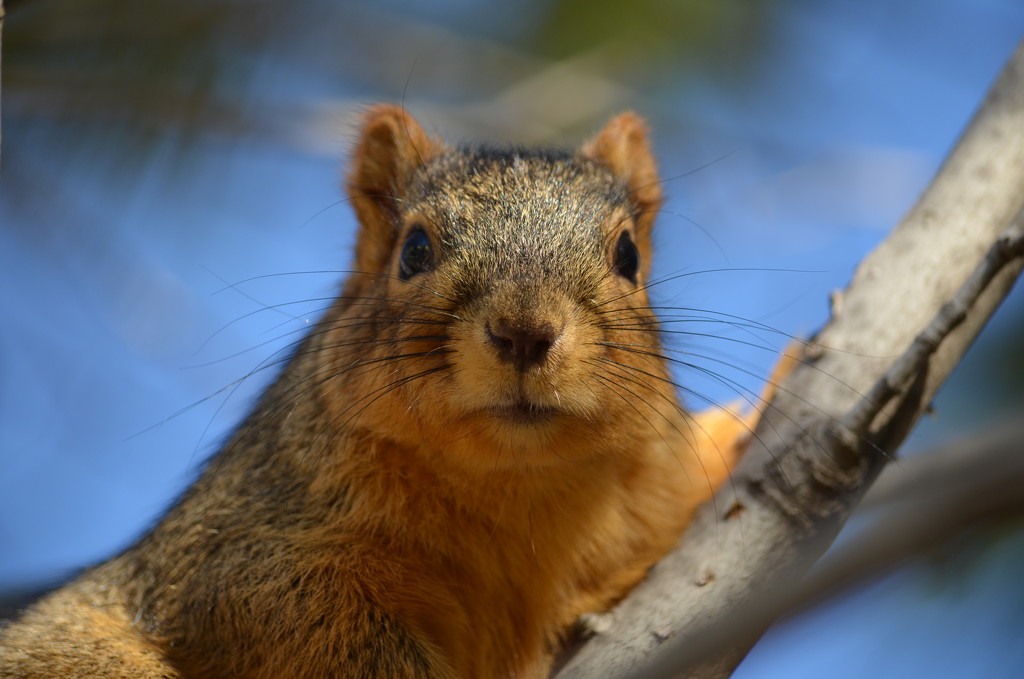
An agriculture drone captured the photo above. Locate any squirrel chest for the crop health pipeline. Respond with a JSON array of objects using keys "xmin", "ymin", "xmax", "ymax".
[{"xmin": 0, "ymin": 108, "xmax": 749, "ymax": 679}]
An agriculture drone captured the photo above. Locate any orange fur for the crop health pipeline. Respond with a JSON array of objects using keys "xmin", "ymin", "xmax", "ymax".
[{"xmin": 0, "ymin": 107, "xmax": 762, "ymax": 678}]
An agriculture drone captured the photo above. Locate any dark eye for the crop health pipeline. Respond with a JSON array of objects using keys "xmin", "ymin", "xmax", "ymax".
[
  {"xmin": 614, "ymin": 230, "xmax": 639, "ymax": 283},
  {"xmin": 399, "ymin": 227, "xmax": 434, "ymax": 281}
]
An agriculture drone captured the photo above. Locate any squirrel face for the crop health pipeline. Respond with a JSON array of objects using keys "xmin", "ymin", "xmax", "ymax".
[{"xmin": 323, "ymin": 107, "xmax": 678, "ymax": 472}]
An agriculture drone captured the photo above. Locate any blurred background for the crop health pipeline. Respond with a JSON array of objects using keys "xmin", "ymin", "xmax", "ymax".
[{"xmin": 1, "ymin": 0, "xmax": 1022, "ymax": 675}]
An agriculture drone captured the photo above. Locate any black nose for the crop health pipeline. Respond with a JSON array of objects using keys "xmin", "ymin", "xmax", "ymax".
[{"xmin": 486, "ymin": 319, "xmax": 560, "ymax": 371}]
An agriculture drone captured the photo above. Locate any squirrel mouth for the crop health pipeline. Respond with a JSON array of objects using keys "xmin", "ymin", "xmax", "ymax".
[{"xmin": 489, "ymin": 400, "xmax": 556, "ymax": 425}]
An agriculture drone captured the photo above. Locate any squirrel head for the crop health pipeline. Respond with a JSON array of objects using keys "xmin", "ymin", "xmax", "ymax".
[{"xmin": 327, "ymin": 106, "xmax": 678, "ymax": 472}]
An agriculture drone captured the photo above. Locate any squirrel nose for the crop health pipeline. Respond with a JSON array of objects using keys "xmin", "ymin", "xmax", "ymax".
[{"xmin": 486, "ymin": 318, "xmax": 560, "ymax": 371}]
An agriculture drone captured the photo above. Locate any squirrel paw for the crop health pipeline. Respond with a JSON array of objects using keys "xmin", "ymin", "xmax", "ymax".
[{"xmin": 577, "ymin": 611, "xmax": 616, "ymax": 637}]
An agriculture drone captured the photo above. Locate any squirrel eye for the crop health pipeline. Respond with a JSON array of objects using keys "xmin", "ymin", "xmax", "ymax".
[
  {"xmin": 614, "ymin": 230, "xmax": 640, "ymax": 283},
  {"xmin": 399, "ymin": 227, "xmax": 434, "ymax": 280}
]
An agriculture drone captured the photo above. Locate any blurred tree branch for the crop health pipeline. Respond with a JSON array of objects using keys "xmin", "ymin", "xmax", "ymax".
[
  {"xmin": 2, "ymin": 0, "xmax": 6, "ymax": 166},
  {"xmin": 555, "ymin": 40, "xmax": 1024, "ymax": 679}
]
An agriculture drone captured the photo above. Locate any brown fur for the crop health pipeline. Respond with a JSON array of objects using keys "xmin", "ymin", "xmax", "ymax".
[{"xmin": 0, "ymin": 107, "xmax": 759, "ymax": 678}]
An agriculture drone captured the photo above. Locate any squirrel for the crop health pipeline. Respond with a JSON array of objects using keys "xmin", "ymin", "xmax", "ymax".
[{"xmin": 0, "ymin": 106, "xmax": 765, "ymax": 678}]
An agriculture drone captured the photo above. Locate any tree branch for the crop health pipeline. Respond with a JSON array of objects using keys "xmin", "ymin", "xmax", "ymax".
[{"xmin": 555, "ymin": 39, "xmax": 1024, "ymax": 679}]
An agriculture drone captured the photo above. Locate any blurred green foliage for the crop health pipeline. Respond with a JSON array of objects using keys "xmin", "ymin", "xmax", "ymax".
[
  {"xmin": 5, "ymin": 0, "xmax": 277, "ymax": 143},
  {"xmin": 3, "ymin": 0, "xmax": 784, "ymax": 152},
  {"xmin": 532, "ymin": 0, "xmax": 781, "ymax": 79}
]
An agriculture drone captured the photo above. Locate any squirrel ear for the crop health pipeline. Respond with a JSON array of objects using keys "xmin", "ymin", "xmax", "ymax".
[
  {"xmin": 346, "ymin": 105, "xmax": 444, "ymax": 275},
  {"xmin": 580, "ymin": 112, "xmax": 663, "ymax": 238}
]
